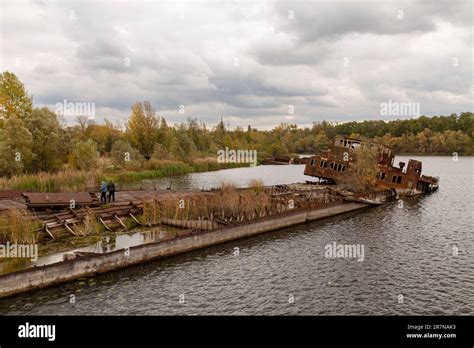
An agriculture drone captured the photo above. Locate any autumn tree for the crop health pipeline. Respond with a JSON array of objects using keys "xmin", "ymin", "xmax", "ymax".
[
  {"xmin": 152, "ymin": 143, "xmax": 172, "ymax": 160},
  {"xmin": 0, "ymin": 117, "xmax": 33, "ymax": 176},
  {"xmin": 340, "ymin": 145, "xmax": 379, "ymax": 192},
  {"xmin": 0, "ymin": 71, "xmax": 33, "ymax": 121},
  {"xmin": 111, "ymin": 139, "xmax": 142, "ymax": 167},
  {"xmin": 69, "ymin": 140, "xmax": 99, "ymax": 170},
  {"xmin": 127, "ymin": 101, "xmax": 159, "ymax": 159},
  {"xmin": 24, "ymin": 107, "xmax": 63, "ymax": 172},
  {"xmin": 75, "ymin": 115, "xmax": 93, "ymax": 140}
]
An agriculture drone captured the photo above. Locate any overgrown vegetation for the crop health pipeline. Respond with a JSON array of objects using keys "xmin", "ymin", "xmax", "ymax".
[
  {"xmin": 248, "ymin": 179, "xmax": 265, "ymax": 193},
  {"xmin": 0, "ymin": 170, "xmax": 101, "ymax": 192},
  {"xmin": 339, "ymin": 146, "xmax": 380, "ymax": 193},
  {"xmin": 0, "ymin": 209, "xmax": 40, "ymax": 244},
  {"xmin": 139, "ymin": 186, "xmax": 274, "ymax": 224},
  {"xmin": 114, "ymin": 160, "xmax": 244, "ymax": 183},
  {"xmin": 138, "ymin": 182, "xmax": 334, "ymax": 225},
  {"xmin": 74, "ymin": 212, "xmax": 103, "ymax": 236}
]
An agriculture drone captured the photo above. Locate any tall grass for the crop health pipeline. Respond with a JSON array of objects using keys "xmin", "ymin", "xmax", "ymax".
[
  {"xmin": 141, "ymin": 199, "xmax": 161, "ymax": 225},
  {"xmin": 248, "ymin": 179, "xmax": 264, "ymax": 193},
  {"xmin": 0, "ymin": 209, "xmax": 41, "ymax": 244},
  {"xmin": 0, "ymin": 170, "xmax": 102, "ymax": 192},
  {"xmin": 140, "ymin": 184, "xmax": 276, "ymax": 225},
  {"xmin": 115, "ymin": 160, "xmax": 245, "ymax": 182},
  {"xmin": 74, "ymin": 212, "xmax": 103, "ymax": 236},
  {"xmin": 144, "ymin": 183, "xmax": 337, "ymax": 225}
]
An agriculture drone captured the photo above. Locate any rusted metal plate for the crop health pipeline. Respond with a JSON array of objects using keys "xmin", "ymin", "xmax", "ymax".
[
  {"xmin": 23, "ymin": 192, "xmax": 99, "ymax": 208},
  {"xmin": 0, "ymin": 190, "xmax": 24, "ymax": 200}
]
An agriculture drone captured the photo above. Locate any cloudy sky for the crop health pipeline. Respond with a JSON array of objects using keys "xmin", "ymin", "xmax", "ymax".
[{"xmin": 1, "ymin": 0, "xmax": 472, "ymax": 128}]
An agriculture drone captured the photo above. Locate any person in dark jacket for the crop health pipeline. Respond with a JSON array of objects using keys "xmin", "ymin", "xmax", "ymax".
[
  {"xmin": 100, "ymin": 180, "xmax": 107, "ymax": 203},
  {"xmin": 107, "ymin": 180, "xmax": 116, "ymax": 202}
]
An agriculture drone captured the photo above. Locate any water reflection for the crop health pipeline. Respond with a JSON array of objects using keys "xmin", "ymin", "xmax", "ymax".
[
  {"xmin": 23, "ymin": 227, "xmax": 177, "ymax": 269},
  {"xmin": 122, "ymin": 164, "xmax": 310, "ymax": 190}
]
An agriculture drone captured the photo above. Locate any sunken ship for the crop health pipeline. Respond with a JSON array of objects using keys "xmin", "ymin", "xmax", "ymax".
[{"xmin": 304, "ymin": 136, "xmax": 439, "ymax": 196}]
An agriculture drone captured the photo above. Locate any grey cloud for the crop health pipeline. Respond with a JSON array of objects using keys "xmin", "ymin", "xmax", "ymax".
[
  {"xmin": 271, "ymin": 0, "xmax": 469, "ymax": 42},
  {"xmin": 2, "ymin": 0, "xmax": 472, "ymax": 129}
]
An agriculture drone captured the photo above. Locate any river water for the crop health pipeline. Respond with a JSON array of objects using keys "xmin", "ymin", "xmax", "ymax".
[{"xmin": 0, "ymin": 156, "xmax": 472, "ymax": 315}]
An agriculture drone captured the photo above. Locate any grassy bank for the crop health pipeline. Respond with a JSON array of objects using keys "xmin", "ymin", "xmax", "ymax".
[
  {"xmin": 0, "ymin": 161, "xmax": 250, "ymax": 192},
  {"xmin": 0, "ymin": 209, "xmax": 41, "ymax": 244},
  {"xmin": 113, "ymin": 161, "xmax": 247, "ymax": 182},
  {"xmin": 0, "ymin": 170, "xmax": 102, "ymax": 192}
]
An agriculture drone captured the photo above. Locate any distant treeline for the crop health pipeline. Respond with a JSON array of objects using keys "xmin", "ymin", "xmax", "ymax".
[
  {"xmin": 307, "ymin": 114, "xmax": 473, "ymax": 155},
  {"xmin": 1, "ymin": 71, "xmax": 473, "ymax": 178}
]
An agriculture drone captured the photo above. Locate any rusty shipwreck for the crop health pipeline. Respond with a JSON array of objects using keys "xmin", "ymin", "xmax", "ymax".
[{"xmin": 304, "ymin": 136, "xmax": 439, "ymax": 196}]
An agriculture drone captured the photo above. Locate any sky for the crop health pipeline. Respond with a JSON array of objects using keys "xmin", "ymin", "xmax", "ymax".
[{"xmin": 1, "ymin": 0, "xmax": 472, "ymax": 129}]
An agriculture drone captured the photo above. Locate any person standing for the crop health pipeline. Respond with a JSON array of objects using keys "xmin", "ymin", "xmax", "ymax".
[
  {"xmin": 100, "ymin": 180, "xmax": 107, "ymax": 203},
  {"xmin": 107, "ymin": 180, "xmax": 116, "ymax": 202}
]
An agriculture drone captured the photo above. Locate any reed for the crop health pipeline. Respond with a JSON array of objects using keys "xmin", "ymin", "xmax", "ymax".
[
  {"xmin": 140, "ymin": 199, "xmax": 161, "ymax": 225},
  {"xmin": 75, "ymin": 212, "xmax": 103, "ymax": 236},
  {"xmin": 248, "ymin": 179, "xmax": 264, "ymax": 193},
  {"xmin": 140, "ymin": 185, "xmax": 278, "ymax": 226},
  {"xmin": 115, "ymin": 161, "xmax": 245, "ymax": 182},
  {"xmin": 0, "ymin": 209, "xmax": 40, "ymax": 244},
  {"xmin": 0, "ymin": 169, "xmax": 102, "ymax": 192}
]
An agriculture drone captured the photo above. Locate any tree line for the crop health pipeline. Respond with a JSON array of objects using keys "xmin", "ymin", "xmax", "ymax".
[{"xmin": 0, "ymin": 71, "xmax": 472, "ymax": 177}]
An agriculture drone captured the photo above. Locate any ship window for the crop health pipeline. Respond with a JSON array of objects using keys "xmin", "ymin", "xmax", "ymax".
[
  {"xmin": 379, "ymin": 172, "xmax": 386, "ymax": 180},
  {"xmin": 330, "ymin": 162, "xmax": 334, "ymax": 169},
  {"xmin": 320, "ymin": 160, "xmax": 324, "ymax": 167},
  {"xmin": 342, "ymin": 165, "xmax": 345, "ymax": 172},
  {"xmin": 338, "ymin": 164, "xmax": 342, "ymax": 171},
  {"xmin": 392, "ymin": 175, "xmax": 402, "ymax": 184},
  {"xmin": 324, "ymin": 161, "xmax": 328, "ymax": 168}
]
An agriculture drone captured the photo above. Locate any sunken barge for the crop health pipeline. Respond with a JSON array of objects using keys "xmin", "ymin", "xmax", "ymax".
[{"xmin": 0, "ymin": 184, "xmax": 371, "ymax": 298}]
